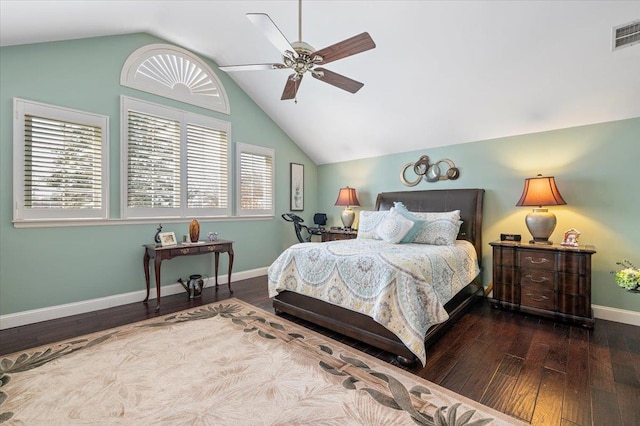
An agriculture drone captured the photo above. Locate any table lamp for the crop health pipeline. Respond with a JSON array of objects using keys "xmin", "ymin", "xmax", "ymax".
[
  {"xmin": 516, "ymin": 174, "xmax": 567, "ymax": 244},
  {"xmin": 334, "ymin": 186, "xmax": 360, "ymax": 230}
]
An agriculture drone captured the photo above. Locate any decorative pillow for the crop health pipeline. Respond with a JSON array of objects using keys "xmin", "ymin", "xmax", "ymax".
[
  {"xmin": 356, "ymin": 210, "xmax": 389, "ymax": 239},
  {"xmin": 375, "ymin": 208, "xmax": 415, "ymax": 244},
  {"xmin": 394, "ymin": 202, "xmax": 461, "ymax": 245},
  {"xmin": 392, "ymin": 202, "xmax": 424, "ymax": 243}
]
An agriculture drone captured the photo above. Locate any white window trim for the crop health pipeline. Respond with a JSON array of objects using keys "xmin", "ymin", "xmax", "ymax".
[
  {"xmin": 12, "ymin": 98, "xmax": 109, "ymax": 223},
  {"xmin": 120, "ymin": 96, "xmax": 231, "ymax": 219},
  {"xmin": 121, "ymin": 44, "xmax": 230, "ymax": 115},
  {"xmin": 236, "ymin": 142, "xmax": 275, "ymax": 217}
]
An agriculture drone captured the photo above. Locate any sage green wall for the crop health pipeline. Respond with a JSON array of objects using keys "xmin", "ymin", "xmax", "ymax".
[
  {"xmin": 0, "ymin": 33, "xmax": 317, "ymax": 316},
  {"xmin": 318, "ymin": 118, "xmax": 640, "ymax": 313}
]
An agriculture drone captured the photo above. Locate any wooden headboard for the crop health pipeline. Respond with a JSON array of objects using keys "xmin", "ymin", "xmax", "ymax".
[{"xmin": 374, "ymin": 189, "xmax": 485, "ymax": 260}]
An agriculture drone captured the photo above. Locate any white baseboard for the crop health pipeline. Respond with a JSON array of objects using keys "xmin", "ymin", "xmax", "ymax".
[
  {"xmin": 0, "ymin": 267, "xmax": 268, "ymax": 330},
  {"xmin": 592, "ymin": 304, "xmax": 640, "ymax": 327}
]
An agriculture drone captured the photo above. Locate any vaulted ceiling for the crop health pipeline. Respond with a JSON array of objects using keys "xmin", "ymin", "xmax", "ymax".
[{"xmin": 2, "ymin": 1, "xmax": 639, "ymax": 165}]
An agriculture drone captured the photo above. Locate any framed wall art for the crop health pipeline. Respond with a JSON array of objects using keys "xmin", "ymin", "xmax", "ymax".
[{"xmin": 290, "ymin": 163, "xmax": 304, "ymax": 211}]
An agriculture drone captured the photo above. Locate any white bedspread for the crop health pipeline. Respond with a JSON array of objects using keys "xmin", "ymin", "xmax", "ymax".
[{"xmin": 267, "ymin": 239, "xmax": 480, "ymax": 365}]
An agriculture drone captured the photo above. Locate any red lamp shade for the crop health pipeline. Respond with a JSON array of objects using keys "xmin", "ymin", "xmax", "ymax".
[
  {"xmin": 334, "ymin": 187, "xmax": 360, "ymax": 207},
  {"xmin": 516, "ymin": 175, "xmax": 566, "ymax": 207}
]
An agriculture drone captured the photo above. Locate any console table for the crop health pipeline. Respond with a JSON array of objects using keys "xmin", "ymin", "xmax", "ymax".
[{"xmin": 142, "ymin": 240, "xmax": 234, "ymax": 312}]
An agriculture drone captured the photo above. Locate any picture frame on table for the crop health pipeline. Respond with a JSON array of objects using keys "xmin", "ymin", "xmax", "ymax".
[
  {"xmin": 158, "ymin": 231, "xmax": 177, "ymax": 247},
  {"xmin": 290, "ymin": 163, "xmax": 304, "ymax": 211}
]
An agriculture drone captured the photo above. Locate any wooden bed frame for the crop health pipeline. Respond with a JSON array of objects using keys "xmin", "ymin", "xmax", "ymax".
[{"xmin": 273, "ymin": 188, "xmax": 485, "ymax": 364}]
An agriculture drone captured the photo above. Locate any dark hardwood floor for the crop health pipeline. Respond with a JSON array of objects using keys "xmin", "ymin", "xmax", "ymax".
[{"xmin": 1, "ymin": 276, "xmax": 638, "ymax": 425}]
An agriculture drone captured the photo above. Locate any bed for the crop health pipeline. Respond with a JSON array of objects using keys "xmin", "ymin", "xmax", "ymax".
[{"xmin": 269, "ymin": 188, "xmax": 485, "ymax": 365}]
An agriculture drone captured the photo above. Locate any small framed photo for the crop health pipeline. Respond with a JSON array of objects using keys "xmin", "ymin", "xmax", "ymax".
[
  {"xmin": 158, "ymin": 231, "xmax": 177, "ymax": 247},
  {"xmin": 561, "ymin": 228, "xmax": 580, "ymax": 247},
  {"xmin": 290, "ymin": 163, "xmax": 304, "ymax": 211}
]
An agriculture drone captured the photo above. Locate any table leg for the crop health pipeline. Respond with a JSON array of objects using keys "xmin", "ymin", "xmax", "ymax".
[
  {"xmin": 143, "ymin": 250, "xmax": 151, "ymax": 305},
  {"xmin": 154, "ymin": 255, "xmax": 163, "ymax": 311},
  {"xmin": 214, "ymin": 252, "xmax": 220, "ymax": 291},
  {"xmin": 227, "ymin": 248, "xmax": 234, "ymax": 294}
]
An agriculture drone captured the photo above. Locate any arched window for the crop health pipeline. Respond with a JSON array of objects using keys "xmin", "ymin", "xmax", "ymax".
[{"xmin": 121, "ymin": 44, "xmax": 230, "ymax": 115}]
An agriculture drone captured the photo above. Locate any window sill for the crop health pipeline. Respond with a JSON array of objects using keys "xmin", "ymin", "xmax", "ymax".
[{"xmin": 12, "ymin": 215, "xmax": 274, "ymax": 229}]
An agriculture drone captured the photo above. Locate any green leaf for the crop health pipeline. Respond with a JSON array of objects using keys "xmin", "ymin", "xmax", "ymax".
[
  {"xmin": 319, "ymin": 345, "xmax": 333, "ymax": 355},
  {"xmin": 232, "ymin": 318, "xmax": 247, "ymax": 326},
  {"xmin": 362, "ymin": 388, "xmax": 402, "ymax": 410},
  {"xmin": 269, "ymin": 322, "xmax": 285, "ymax": 331},
  {"xmin": 319, "ymin": 361, "xmax": 346, "ymax": 376},
  {"xmin": 342, "ymin": 377, "xmax": 358, "ymax": 389},
  {"xmin": 447, "ymin": 403, "xmax": 460, "ymax": 426},
  {"xmin": 288, "ymin": 333, "xmax": 304, "ymax": 339},
  {"xmin": 257, "ymin": 330, "xmax": 276, "ymax": 339},
  {"xmin": 410, "ymin": 385, "xmax": 432, "ymax": 397},
  {"xmin": 339, "ymin": 354, "xmax": 370, "ymax": 369},
  {"xmin": 0, "ymin": 374, "xmax": 10, "ymax": 387},
  {"xmin": 454, "ymin": 407, "xmax": 475, "ymax": 426},
  {"xmin": 243, "ymin": 327, "xmax": 257, "ymax": 333},
  {"xmin": 0, "ymin": 411, "xmax": 14, "ymax": 422},
  {"xmin": 435, "ymin": 406, "xmax": 447, "ymax": 426}
]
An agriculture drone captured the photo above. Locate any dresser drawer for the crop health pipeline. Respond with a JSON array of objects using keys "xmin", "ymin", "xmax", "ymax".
[
  {"xmin": 521, "ymin": 287, "xmax": 555, "ymax": 310},
  {"xmin": 519, "ymin": 250, "xmax": 555, "ymax": 271},
  {"xmin": 520, "ymin": 269, "xmax": 555, "ymax": 291}
]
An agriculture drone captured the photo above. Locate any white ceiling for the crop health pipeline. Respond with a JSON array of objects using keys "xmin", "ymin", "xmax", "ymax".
[{"xmin": 2, "ymin": 1, "xmax": 639, "ymax": 165}]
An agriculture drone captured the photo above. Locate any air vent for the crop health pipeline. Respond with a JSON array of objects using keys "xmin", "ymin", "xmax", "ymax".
[{"xmin": 612, "ymin": 20, "xmax": 640, "ymax": 51}]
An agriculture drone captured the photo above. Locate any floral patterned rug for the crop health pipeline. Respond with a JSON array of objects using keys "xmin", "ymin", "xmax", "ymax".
[{"xmin": 0, "ymin": 299, "xmax": 524, "ymax": 425}]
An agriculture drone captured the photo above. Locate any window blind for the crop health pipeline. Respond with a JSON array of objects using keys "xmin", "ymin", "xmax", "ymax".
[
  {"xmin": 238, "ymin": 143, "xmax": 274, "ymax": 216},
  {"xmin": 126, "ymin": 110, "xmax": 181, "ymax": 208},
  {"xmin": 187, "ymin": 123, "xmax": 228, "ymax": 209},
  {"xmin": 24, "ymin": 114, "xmax": 103, "ymax": 209}
]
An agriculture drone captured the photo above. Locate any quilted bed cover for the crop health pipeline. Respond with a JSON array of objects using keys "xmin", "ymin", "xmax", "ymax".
[{"xmin": 267, "ymin": 239, "xmax": 481, "ymax": 364}]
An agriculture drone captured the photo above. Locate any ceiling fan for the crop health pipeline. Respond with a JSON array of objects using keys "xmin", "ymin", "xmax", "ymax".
[{"xmin": 218, "ymin": 0, "xmax": 376, "ymax": 101}]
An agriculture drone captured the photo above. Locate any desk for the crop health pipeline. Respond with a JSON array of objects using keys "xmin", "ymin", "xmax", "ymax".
[{"xmin": 143, "ymin": 240, "xmax": 234, "ymax": 311}]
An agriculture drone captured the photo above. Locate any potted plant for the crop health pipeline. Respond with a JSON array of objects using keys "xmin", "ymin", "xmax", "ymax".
[{"xmin": 612, "ymin": 260, "xmax": 640, "ymax": 293}]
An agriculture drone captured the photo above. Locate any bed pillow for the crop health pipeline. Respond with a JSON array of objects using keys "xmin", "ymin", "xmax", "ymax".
[
  {"xmin": 356, "ymin": 210, "xmax": 389, "ymax": 239},
  {"xmin": 375, "ymin": 208, "xmax": 416, "ymax": 244},
  {"xmin": 391, "ymin": 202, "xmax": 425, "ymax": 243},
  {"xmin": 394, "ymin": 202, "xmax": 461, "ymax": 245}
]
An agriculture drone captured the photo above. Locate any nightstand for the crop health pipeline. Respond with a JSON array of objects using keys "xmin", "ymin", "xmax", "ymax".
[
  {"xmin": 321, "ymin": 229, "xmax": 357, "ymax": 242},
  {"xmin": 489, "ymin": 241, "xmax": 596, "ymax": 328}
]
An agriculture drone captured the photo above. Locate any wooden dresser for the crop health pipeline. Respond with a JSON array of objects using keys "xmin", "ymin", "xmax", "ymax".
[{"xmin": 489, "ymin": 241, "xmax": 596, "ymax": 328}]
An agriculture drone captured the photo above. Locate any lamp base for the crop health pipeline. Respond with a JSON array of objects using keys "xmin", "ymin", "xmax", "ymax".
[
  {"xmin": 525, "ymin": 208, "xmax": 557, "ymax": 245},
  {"xmin": 529, "ymin": 238, "xmax": 553, "ymax": 245},
  {"xmin": 340, "ymin": 207, "xmax": 355, "ymax": 230}
]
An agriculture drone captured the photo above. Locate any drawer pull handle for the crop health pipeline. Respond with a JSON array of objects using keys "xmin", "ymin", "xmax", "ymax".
[
  {"xmin": 524, "ymin": 256, "xmax": 549, "ymax": 265},
  {"xmin": 525, "ymin": 275, "xmax": 549, "ymax": 283},
  {"xmin": 208, "ymin": 246, "xmax": 216, "ymax": 252},
  {"xmin": 525, "ymin": 293, "xmax": 549, "ymax": 302},
  {"xmin": 180, "ymin": 249, "xmax": 190, "ymax": 255}
]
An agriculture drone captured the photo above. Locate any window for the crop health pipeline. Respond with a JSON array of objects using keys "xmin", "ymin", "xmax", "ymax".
[
  {"xmin": 13, "ymin": 98, "xmax": 109, "ymax": 222},
  {"xmin": 120, "ymin": 44, "xmax": 230, "ymax": 115},
  {"xmin": 236, "ymin": 143, "xmax": 275, "ymax": 217},
  {"xmin": 121, "ymin": 96, "xmax": 231, "ymax": 218}
]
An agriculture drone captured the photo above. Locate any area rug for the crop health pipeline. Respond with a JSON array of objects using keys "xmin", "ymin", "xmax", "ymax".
[{"xmin": 0, "ymin": 299, "xmax": 525, "ymax": 425}]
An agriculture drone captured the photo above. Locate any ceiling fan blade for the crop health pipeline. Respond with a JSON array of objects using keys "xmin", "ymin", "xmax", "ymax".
[
  {"xmin": 282, "ymin": 74, "xmax": 303, "ymax": 100},
  {"xmin": 247, "ymin": 13, "xmax": 295, "ymax": 55},
  {"xmin": 312, "ymin": 68, "xmax": 364, "ymax": 94},
  {"xmin": 312, "ymin": 32, "xmax": 376, "ymax": 65},
  {"xmin": 219, "ymin": 63, "xmax": 285, "ymax": 72}
]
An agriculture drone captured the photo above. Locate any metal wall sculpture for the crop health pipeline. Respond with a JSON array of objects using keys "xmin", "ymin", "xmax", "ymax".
[{"xmin": 400, "ymin": 155, "xmax": 460, "ymax": 186}]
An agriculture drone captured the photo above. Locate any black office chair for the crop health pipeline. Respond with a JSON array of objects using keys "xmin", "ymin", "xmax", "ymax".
[{"xmin": 282, "ymin": 213, "xmax": 323, "ymax": 243}]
